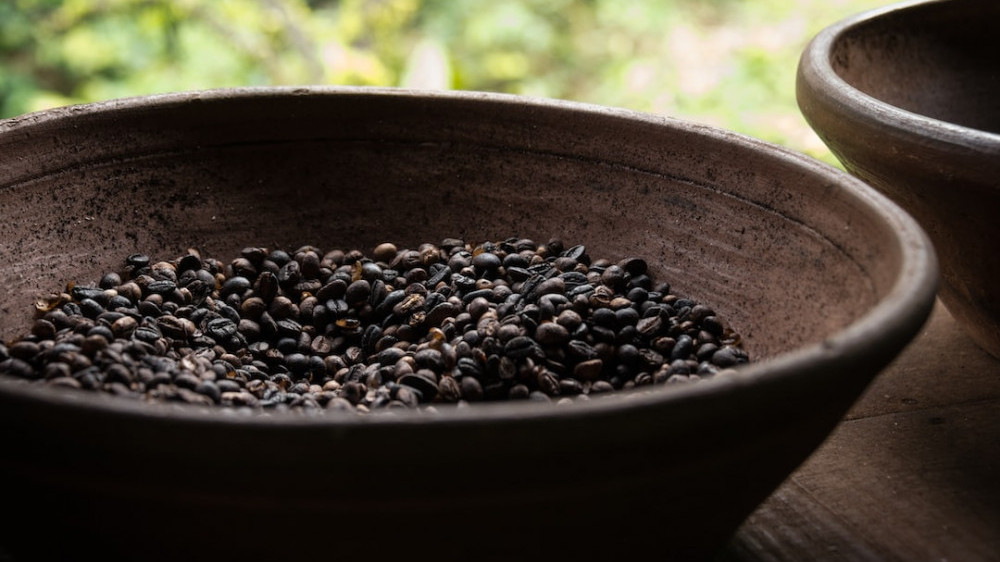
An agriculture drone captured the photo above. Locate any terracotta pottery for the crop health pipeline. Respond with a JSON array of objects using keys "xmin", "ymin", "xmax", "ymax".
[
  {"xmin": 0, "ymin": 88, "xmax": 937, "ymax": 561},
  {"xmin": 797, "ymin": 0, "xmax": 1000, "ymax": 358}
]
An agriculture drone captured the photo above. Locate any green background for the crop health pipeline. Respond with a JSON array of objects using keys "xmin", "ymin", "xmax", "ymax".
[{"xmin": 0, "ymin": 0, "xmax": 890, "ymax": 165}]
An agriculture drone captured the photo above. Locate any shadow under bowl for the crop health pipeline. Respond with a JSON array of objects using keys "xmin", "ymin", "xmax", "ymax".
[
  {"xmin": 797, "ymin": 0, "xmax": 1000, "ymax": 357},
  {"xmin": 0, "ymin": 88, "xmax": 937, "ymax": 561}
]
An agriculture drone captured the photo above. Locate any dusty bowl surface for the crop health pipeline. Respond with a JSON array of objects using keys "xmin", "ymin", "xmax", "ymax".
[
  {"xmin": 797, "ymin": 0, "xmax": 1000, "ymax": 357},
  {"xmin": 0, "ymin": 88, "xmax": 936, "ymax": 561}
]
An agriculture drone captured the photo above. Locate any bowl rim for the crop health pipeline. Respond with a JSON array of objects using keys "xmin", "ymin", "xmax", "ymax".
[
  {"xmin": 0, "ymin": 86, "xmax": 940, "ymax": 427},
  {"xmin": 798, "ymin": 0, "xmax": 1000, "ymax": 153}
]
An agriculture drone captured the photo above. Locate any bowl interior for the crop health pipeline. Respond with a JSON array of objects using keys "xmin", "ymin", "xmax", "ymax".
[
  {"xmin": 829, "ymin": 0, "xmax": 1000, "ymax": 133},
  {"xmin": 0, "ymin": 89, "xmax": 908, "ymax": 364}
]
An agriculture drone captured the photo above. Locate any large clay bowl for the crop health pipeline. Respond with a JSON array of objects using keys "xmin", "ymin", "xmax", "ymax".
[
  {"xmin": 0, "ymin": 88, "xmax": 937, "ymax": 561},
  {"xmin": 797, "ymin": 0, "xmax": 1000, "ymax": 357}
]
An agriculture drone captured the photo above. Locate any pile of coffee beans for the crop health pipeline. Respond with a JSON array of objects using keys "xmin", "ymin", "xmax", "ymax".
[{"xmin": 0, "ymin": 238, "xmax": 749, "ymax": 413}]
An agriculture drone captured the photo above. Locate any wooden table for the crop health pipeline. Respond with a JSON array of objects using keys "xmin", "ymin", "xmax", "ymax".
[{"xmin": 718, "ymin": 299, "xmax": 1000, "ymax": 561}]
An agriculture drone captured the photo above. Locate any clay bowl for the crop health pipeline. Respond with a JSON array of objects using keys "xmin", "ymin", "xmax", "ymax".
[
  {"xmin": 0, "ymin": 88, "xmax": 936, "ymax": 561},
  {"xmin": 797, "ymin": 0, "xmax": 1000, "ymax": 358}
]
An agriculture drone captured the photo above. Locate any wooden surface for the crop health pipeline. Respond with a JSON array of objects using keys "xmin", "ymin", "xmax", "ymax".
[{"xmin": 718, "ymin": 299, "xmax": 1000, "ymax": 561}]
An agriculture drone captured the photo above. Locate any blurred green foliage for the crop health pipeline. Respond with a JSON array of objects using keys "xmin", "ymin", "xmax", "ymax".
[{"xmin": 0, "ymin": 0, "xmax": 887, "ymax": 164}]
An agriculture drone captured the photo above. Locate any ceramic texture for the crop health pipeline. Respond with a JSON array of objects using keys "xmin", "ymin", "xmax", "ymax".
[
  {"xmin": 0, "ymin": 88, "xmax": 938, "ymax": 561},
  {"xmin": 797, "ymin": 0, "xmax": 1000, "ymax": 357}
]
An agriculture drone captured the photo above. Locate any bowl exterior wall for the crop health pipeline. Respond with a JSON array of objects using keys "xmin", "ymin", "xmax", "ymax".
[{"xmin": 797, "ymin": 0, "xmax": 1000, "ymax": 357}]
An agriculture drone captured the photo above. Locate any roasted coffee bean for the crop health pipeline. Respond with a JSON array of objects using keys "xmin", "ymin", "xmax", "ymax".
[
  {"xmin": 615, "ymin": 307, "xmax": 639, "ymax": 327},
  {"xmin": 277, "ymin": 260, "xmax": 302, "ymax": 289},
  {"xmin": 285, "ymin": 353, "xmax": 311, "ymax": 376},
  {"xmin": 111, "ymin": 316, "xmax": 138, "ymax": 339},
  {"xmin": 617, "ymin": 344, "xmax": 640, "ymax": 369},
  {"xmin": 590, "ymin": 380, "xmax": 615, "ymax": 394},
  {"xmin": 537, "ymin": 369, "xmax": 561, "ymax": 396},
  {"xmin": 561, "ymin": 244, "xmax": 588, "ymax": 262},
  {"xmin": 573, "ymin": 358, "xmax": 603, "ymax": 381},
  {"xmin": 125, "ymin": 253, "xmax": 151, "ymax": 271},
  {"xmin": 371, "ymin": 242, "xmax": 397, "ymax": 264},
  {"xmin": 535, "ymin": 322, "xmax": 570, "ymax": 346},
  {"xmin": 670, "ymin": 335, "xmax": 695, "ymax": 362},
  {"xmin": 146, "ymin": 279, "xmax": 177, "ymax": 295},
  {"xmin": 206, "ymin": 318, "xmax": 238, "ymax": 343},
  {"xmin": 460, "ymin": 375, "xmax": 485, "ymax": 401},
  {"xmin": 700, "ymin": 315, "xmax": 725, "ymax": 337},
  {"xmin": 534, "ymin": 277, "xmax": 565, "ymax": 299},
  {"xmin": 503, "ymin": 336, "xmax": 544, "ymax": 362},
  {"xmin": 618, "ymin": 257, "xmax": 648, "ymax": 277},
  {"xmin": 667, "ymin": 359, "xmax": 691, "ymax": 375},
  {"xmin": 157, "ymin": 315, "xmax": 194, "ymax": 340},
  {"xmin": 414, "ymin": 348, "xmax": 446, "ymax": 372},
  {"xmin": 132, "ymin": 323, "xmax": 163, "ymax": 344},
  {"xmin": 559, "ymin": 378, "xmax": 584, "ymax": 395},
  {"xmin": 268, "ymin": 296, "xmax": 297, "ymax": 320},
  {"xmin": 99, "ymin": 272, "xmax": 123, "ymax": 290},
  {"xmin": 221, "ymin": 276, "xmax": 252, "ymax": 297},
  {"xmin": 398, "ymin": 371, "xmax": 438, "ymax": 402},
  {"xmin": 696, "ymin": 342, "xmax": 719, "ymax": 362},
  {"xmin": 711, "ymin": 345, "xmax": 749, "ymax": 368},
  {"xmin": 425, "ymin": 301, "xmax": 460, "ymax": 328},
  {"xmin": 471, "ymin": 251, "xmax": 501, "ymax": 273},
  {"xmin": 345, "ymin": 280, "xmax": 371, "ymax": 306},
  {"xmin": 1, "ymin": 358, "xmax": 36, "ymax": 379},
  {"xmin": 31, "ymin": 319, "xmax": 58, "ymax": 340},
  {"xmin": 455, "ymin": 356, "xmax": 483, "ymax": 379},
  {"xmin": 437, "ymin": 375, "xmax": 462, "ymax": 402},
  {"xmin": 1, "ymin": 239, "xmax": 749, "ymax": 413}
]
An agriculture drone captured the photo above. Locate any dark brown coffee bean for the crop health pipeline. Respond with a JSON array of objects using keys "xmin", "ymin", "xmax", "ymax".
[
  {"xmin": 534, "ymin": 322, "xmax": 570, "ymax": 346},
  {"xmin": 503, "ymin": 336, "xmax": 544, "ymax": 362},
  {"xmin": 711, "ymin": 345, "xmax": 749, "ymax": 368},
  {"xmin": 573, "ymin": 358, "xmax": 603, "ymax": 381},
  {"xmin": 460, "ymin": 375, "xmax": 484, "ymax": 401},
  {"xmin": 1, "ymin": 358, "xmax": 37, "ymax": 379},
  {"xmin": 398, "ymin": 370, "xmax": 438, "ymax": 402},
  {"xmin": 471, "ymin": 251, "xmax": 501, "ymax": 273},
  {"xmin": 437, "ymin": 375, "xmax": 462, "ymax": 402}
]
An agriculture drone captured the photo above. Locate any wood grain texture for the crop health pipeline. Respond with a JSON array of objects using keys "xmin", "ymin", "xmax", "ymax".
[{"xmin": 720, "ymin": 299, "xmax": 1000, "ymax": 561}]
